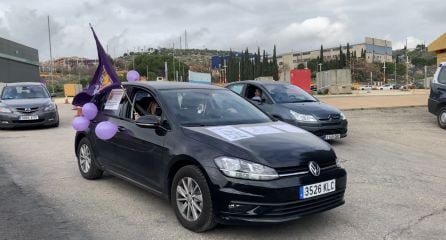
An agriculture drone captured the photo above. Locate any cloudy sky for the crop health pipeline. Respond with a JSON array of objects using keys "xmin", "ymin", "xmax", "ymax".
[{"xmin": 0, "ymin": 0, "xmax": 445, "ymax": 61}]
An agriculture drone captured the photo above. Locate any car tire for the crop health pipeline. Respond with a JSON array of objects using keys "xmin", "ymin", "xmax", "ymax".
[
  {"xmin": 77, "ymin": 138, "xmax": 103, "ymax": 179},
  {"xmin": 437, "ymin": 107, "xmax": 446, "ymax": 129},
  {"xmin": 171, "ymin": 165, "xmax": 217, "ymax": 232}
]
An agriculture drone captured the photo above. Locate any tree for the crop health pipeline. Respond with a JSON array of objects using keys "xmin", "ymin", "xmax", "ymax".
[
  {"xmin": 272, "ymin": 45, "xmax": 279, "ymax": 80},
  {"xmin": 346, "ymin": 43, "xmax": 351, "ymax": 66},
  {"xmin": 320, "ymin": 45, "xmax": 324, "ymax": 63}
]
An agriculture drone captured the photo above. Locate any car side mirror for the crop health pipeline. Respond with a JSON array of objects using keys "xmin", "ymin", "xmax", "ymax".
[
  {"xmin": 135, "ymin": 115, "xmax": 160, "ymax": 128},
  {"xmin": 50, "ymin": 93, "xmax": 57, "ymax": 98}
]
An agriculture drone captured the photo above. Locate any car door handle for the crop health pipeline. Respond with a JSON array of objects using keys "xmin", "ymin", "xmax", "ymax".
[{"xmin": 118, "ymin": 126, "xmax": 126, "ymax": 132}]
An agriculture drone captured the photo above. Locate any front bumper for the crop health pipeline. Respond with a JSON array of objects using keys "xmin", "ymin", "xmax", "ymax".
[
  {"xmin": 287, "ymin": 119, "xmax": 348, "ymax": 139},
  {"xmin": 0, "ymin": 110, "xmax": 59, "ymax": 129},
  {"xmin": 207, "ymin": 166, "xmax": 347, "ymax": 224},
  {"xmin": 428, "ymin": 97, "xmax": 440, "ymax": 115}
]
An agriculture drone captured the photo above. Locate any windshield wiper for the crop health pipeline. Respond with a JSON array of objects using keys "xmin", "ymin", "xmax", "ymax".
[{"xmin": 286, "ymin": 99, "xmax": 317, "ymax": 103}]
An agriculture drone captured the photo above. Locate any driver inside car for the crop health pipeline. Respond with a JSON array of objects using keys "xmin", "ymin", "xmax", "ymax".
[
  {"xmin": 251, "ymin": 88, "xmax": 262, "ymax": 101},
  {"xmin": 134, "ymin": 100, "xmax": 161, "ymax": 120}
]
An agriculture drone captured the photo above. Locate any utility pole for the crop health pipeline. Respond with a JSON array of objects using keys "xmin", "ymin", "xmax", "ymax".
[
  {"xmin": 318, "ymin": 63, "xmax": 323, "ymax": 72},
  {"xmin": 406, "ymin": 55, "xmax": 409, "ymax": 87},
  {"xmin": 394, "ymin": 60, "xmax": 397, "ymax": 86},
  {"xmin": 382, "ymin": 61, "xmax": 386, "ymax": 84},
  {"xmin": 47, "ymin": 16, "xmax": 54, "ymax": 93},
  {"xmin": 370, "ymin": 72, "xmax": 373, "ymax": 85},
  {"xmin": 165, "ymin": 61, "xmax": 168, "ymax": 81},
  {"xmin": 132, "ymin": 55, "xmax": 135, "ymax": 69},
  {"xmin": 173, "ymin": 43, "xmax": 176, "ymax": 81},
  {"xmin": 238, "ymin": 60, "xmax": 241, "ymax": 81},
  {"xmin": 146, "ymin": 65, "xmax": 149, "ymax": 80}
]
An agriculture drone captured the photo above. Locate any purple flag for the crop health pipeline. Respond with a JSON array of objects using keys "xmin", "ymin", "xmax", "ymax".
[{"xmin": 72, "ymin": 26, "xmax": 120, "ymax": 106}]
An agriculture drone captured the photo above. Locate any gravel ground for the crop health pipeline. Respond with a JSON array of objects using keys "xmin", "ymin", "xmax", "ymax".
[{"xmin": 0, "ymin": 105, "xmax": 445, "ymax": 240}]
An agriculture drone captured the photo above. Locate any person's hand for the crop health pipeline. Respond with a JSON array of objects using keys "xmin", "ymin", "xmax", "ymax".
[{"xmin": 134, "ymin": 112, "xmax": 140, "ymax": 120}]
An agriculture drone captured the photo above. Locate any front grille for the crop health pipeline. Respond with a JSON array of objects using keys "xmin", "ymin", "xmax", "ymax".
[
  {"xmin": 264, "ymin": 191, "xmax": 345, "ymax": 217},
  {"xmin": 318, "ymin": 114, "xmax": 341, "ymax": 121},
  {"xmin": 12, "ymin": 119, "xmax": 45, "ymax": 123},
  {"xmin": 276, "ymin": 161, "xmax": 336, "ymax": 175},
  {"xmin": 313, "ymin": 128, "xmax": 347, "ymax": 136},
  {"xmin": 16, "ymin": 107, "xmax": 40, "ymax": 113}
]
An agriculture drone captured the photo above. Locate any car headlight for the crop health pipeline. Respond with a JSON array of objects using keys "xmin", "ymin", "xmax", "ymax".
[
  {"xmin": 340, "ymin": 112, "xmax": 346, "ymax": 120},
  {"xmin": 290, "ymin": 110, "xmax": 318, "ymax": 123},
  {"xmin": 44, "ymin": 103, "xmax": 56, "ymax": 111},
  {"xmin": 214, "ymin": 156, "xmax": 279, "ymax": 181},
  {"xmin": 0, "ymin": 107, "xmax": 12, "ymax": 113}
]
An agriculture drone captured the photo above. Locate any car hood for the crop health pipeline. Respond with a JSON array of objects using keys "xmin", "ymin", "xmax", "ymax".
[
  {"xmin": 182, "ymin": 122, "xmax": 335, "ymax": 168},
  {"xmin": 279, "ymin": 101, "xmax": 341, "ymax": 119},
  {"xmin": 0, "ymin": 98, "xmax": 52, "ymax": 108}
]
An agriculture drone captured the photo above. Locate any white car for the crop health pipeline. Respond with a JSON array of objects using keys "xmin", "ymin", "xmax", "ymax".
[
  {"xmin": 360, "ymin": 85, "xmax": 372, "ymax": 90},
  {"xmin": 379, "ymin": 85, "xmax": 393, "ymax": 90}
]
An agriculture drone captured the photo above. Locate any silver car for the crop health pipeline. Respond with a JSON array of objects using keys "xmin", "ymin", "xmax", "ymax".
[{"xmin": 0, "ymin": 82, "xmax": 59, "ymax": 129}]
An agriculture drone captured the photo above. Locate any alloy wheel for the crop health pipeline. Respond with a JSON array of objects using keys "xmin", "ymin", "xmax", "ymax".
[
  {"xmin": 441, "ymin": 112, "xmax": 446, "ymax": 124},
  {"xmin": 176, "ymin": 177, "xmax": 203, "ymax": 221},
  {"xmin": 79, "ymin": 144, "xmax": 91, "ymax": 173}
]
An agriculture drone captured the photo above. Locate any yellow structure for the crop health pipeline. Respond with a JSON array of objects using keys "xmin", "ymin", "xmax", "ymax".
[{"xmin": 428, "ymin": 32, "xmax": 446, "ymax": 64}]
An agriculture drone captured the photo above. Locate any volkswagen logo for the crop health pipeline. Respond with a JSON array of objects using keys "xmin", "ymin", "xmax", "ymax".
[{"xmin": 308, "ymin": 161, "xmax": 320, "ymax": 176}]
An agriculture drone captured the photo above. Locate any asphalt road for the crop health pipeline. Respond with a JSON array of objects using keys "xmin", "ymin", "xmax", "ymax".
[{"xmin": 1, "ymin": 105, "xmax": 445, "ymax": 240}]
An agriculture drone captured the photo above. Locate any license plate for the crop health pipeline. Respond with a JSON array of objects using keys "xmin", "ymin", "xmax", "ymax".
[
  {"xmin": 19, "ymin": 115, "xmax": 39, "ymax": 120},
  {"xmin": 299, "ymin": 179, "xmax": 336, "ymax": 199},
  {"xmin": 324, "ymin": 134, "xmax": 341, "ymax": 140}
]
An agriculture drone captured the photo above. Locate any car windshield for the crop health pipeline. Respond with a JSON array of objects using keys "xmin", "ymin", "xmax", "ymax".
[
  {"xmin": 264, "ymin": 84, "xmax": 317, "ymax": 103},
  {"xmin": 159, "ymin": 89, "xmax": 273, "ymax": 126},
  {"xmin": 1, "ymin": 85, "xmax": 49, "ymax": 100}
]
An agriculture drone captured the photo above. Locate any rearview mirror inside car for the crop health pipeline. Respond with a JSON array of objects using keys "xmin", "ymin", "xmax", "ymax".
[{"xmin": 135, "ymin": 115, "xmax": 160, "ymax": 128}]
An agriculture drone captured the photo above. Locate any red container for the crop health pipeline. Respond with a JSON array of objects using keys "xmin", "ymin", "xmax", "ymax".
[{"xmin": 290, "ymin": 69, "xmax": 311, "ymax": 93}]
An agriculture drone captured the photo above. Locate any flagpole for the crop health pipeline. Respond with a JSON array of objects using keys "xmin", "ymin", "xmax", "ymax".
[{"xmin": 47, "ymin": 16, "xmax": 54, "ymax": 94}]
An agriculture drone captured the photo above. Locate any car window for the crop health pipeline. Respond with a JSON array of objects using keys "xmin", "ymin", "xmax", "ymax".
[
  {"xmin": 159, "ymin": 89, "xmax": 272, "ymax": 126},
  {"xmin": 438, "ymin": 66, "xmax": 446, "ymax": 84},
  {"xmin": 100, "ymin": 88, "xmax": 128, "ymax": 117},
  {"xmin": 1, "ymin": 85, "xmax": 49, "ymax": 100},
  {"xmin": 128, "ymin": 88, "xmax": 162, "ymax": 120},
  {"xmin": 264, "ymin": 84, "xmax": 316, "ymax": 103},
  {"xmin": 227, "ymin": 84, "xmax": 244, "ymax": 95}
]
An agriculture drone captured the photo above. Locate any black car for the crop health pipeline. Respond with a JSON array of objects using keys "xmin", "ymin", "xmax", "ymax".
[
  {"xmin": 75, "ymin": 82, "xmax": 347, "ymax": 232},
  {"xmin": 428, "ymin": 62, "xmax": 446, "ymax": 128},
  {"xmin": 0, "ymin": 82, "xmax": 59, "ymax": 129},
  {"xmin": 226, "ymin": 81, "xmax": 348, "ymax": 140}
]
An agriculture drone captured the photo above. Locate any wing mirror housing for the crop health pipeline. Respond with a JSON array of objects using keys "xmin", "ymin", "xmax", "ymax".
[{"xmin": 135, "ymin": 115, "xmax": 160, "ymax": 128}]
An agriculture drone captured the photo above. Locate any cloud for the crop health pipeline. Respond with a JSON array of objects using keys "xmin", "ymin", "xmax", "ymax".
[
  {"xmin": 393, "ymin": 36, "xmax": 424, "ymax": 50},
  {"xmin": 235, "ymin": 16, "xmax": 350, "ymax": 54}
]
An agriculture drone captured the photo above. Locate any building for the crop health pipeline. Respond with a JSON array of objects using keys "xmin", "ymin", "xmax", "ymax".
[
  {"xmin": 277, "ymin": 37, "xmax": 393, "ymax": 71},
  {"xmin": 54, "ymin": 57, "xmax": 98, "ymax": 69},
  {"xmin": 0, "ymin": 37, "xmax": 40, "ymax": 83},
  {"xmin": 428, "ymin": 32, "xmax": 446, "ymax": 64}
]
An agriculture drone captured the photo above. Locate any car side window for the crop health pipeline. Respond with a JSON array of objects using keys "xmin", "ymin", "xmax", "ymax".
[
  {"xmin": 438, "ymin": 66, "xmax": 446, "ymax": 84},
  {"xmin": 245, "ymin": 84, "xmax": 271, "ymax": 103},
  {"xmin": 99, "ymin": 88, "xmax": 127, "ymax": 117},
  {"xmin": 227, "ymin": 84, "xmax": 244, "ymax": 95},
  {"xmin": 128, "ymin": 88, "xmax": 163, "ymax": 121}
]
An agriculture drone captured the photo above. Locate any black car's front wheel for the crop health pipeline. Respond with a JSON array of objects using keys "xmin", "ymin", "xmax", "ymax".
[
  {"xmin": 438, "ymin": 107, "xmax": 446, "ymax": 129},
  {"xmin": 77, "ymin": 138, "xmax": 103, "ymax": 179},
  {"xmin": 171, "ymin": 165, "xmax": 217, "ymax": 232}
]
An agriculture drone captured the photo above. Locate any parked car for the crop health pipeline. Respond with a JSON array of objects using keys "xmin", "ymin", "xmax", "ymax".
[
  {"xmin": 360, "ymin": 85, "xmax": 372, "ymax": 90},
  {"xmin": 0, "ymin": 82, "xmax": 59, "ymax": 129},
  {"xmin": 226, "ymin": 81, "xmax": 348, "ymax": 140},
  {"xmin": 379, "ymin": 84, "xmax": 393, "ymax": 90},
  {"xmin": 75, "ymin": 82, "xmax": 347, "ymax": 232},
  {"xmin": 428, "ymin": 62, "xmax": 446, "ymax": 128}
]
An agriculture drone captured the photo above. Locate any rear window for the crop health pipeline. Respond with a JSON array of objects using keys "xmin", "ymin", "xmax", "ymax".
[
  {"xmin": 438, "ymin": 66, "xmax": 446, "ymax": 84},
  {"xmin": 1, "ymin": 85, "xmax": 49, "ymax": 100}
]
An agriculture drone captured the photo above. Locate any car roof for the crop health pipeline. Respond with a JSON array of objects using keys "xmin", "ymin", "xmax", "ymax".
[
  {"xmin": 123, "ymin": 81, "xmax": 224, "ymax": 91},
  {"xmin": 227, "ymin": 80, "xmax": 287, "ymax": 86},
  {"xmin": 4, "ymin": 82, "xmax": 44, "ymax": 86}
]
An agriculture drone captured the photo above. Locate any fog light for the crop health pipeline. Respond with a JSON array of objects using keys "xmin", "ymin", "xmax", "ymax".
[
  {"xmin": 48, "ymin": 118, "xmax": 55, "ymax": 121},
  {"xmin": 227, "ymin": 203, "xmax": 256, "ymax": 213},
  {"xmin": 1, "ymin": 121, "xmax": 9, "ymax": 124}
]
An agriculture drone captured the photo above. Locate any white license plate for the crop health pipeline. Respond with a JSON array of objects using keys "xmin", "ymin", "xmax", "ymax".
[
  {"xmin": 299, "ymin": 179, "xmax": 336, "ymax": 199},
  {"xmin": 19, "ymin": 115, "xmax": 39, "ymax": 121},
  {"xmin": 324, "ymin": 134, "xmax": 341, "ymax": 140}
]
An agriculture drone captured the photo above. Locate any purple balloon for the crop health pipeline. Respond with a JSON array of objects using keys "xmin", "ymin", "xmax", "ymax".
[
  {"xmin": 82, "ymin": 103, "xmax": 98, "ymax": 120},
  {"xmin": 72, "ymin": 116, "xmax": 90, "ymax": 131},
  {"xmin": 95, "ymin": 121, "xmax": 118, "ymax": 140},
  {"xmin": 126, "ymin": 70, "xmax": 140, "ymax": 82}
]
